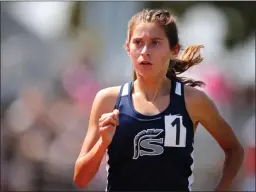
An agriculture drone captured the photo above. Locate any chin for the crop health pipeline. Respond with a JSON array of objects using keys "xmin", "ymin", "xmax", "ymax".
[{"xmin": 136, "ymin": 72, "xmax": 156, "ymax": 80}]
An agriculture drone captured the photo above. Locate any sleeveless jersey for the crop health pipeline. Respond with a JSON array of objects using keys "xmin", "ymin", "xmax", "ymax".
[{"xmin": 106, "ymin": 80, "xmax": 194, "ymax": 191}]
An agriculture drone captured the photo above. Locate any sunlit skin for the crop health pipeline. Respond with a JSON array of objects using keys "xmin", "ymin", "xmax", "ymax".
[
  {"xmin": 126, "ymin": 22, "xmax": 180, "ymax": 102},
  {"xmin": 127, "ymin": 22, "xmax": 172, "ymax": 78},
  {"xmin": 73, "ymin": 18, "xmax": 244, "ymax": 191}
]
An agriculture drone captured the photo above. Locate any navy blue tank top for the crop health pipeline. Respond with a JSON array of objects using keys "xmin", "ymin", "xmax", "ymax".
[{"xmin": 106, "ymin": 80, "xmax": 194, "ymax": 191}]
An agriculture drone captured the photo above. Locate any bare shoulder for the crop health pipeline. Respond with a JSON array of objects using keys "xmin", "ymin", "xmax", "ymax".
[
  {"xmin": 184, "ymin": 85, "xmax": 217, "ymax": 123},
  {"xmin": 184, "ymin": 85, "xmax": 210, "ymax": 105},
  {"xmin": 87, "ymin": 85, "xmax": 121, "ymax": 140},
  {"xmin": 77, "ymin": 85, "xmax": 122, "ymax": 157},
  {"xmin": 94, "ymin": 85, "xmax": 122, "ymax": 112},
  {"xmin": 96, "ymin": 86, "xmax": 121, "ymax": 100}
]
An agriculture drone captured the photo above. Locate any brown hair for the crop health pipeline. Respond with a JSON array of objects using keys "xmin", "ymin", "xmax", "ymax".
[{"xmin": 127, "ymin": 9, "xmax": 205, "ymax": 87}]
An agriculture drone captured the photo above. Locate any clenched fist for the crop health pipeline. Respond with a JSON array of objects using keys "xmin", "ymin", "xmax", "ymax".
[{"xmin": 99, "ymin": 109, "xmax": 119, "ymax": 147}]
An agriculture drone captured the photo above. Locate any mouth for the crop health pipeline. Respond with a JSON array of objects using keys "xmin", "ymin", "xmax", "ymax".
[{"xmin": 140, "ymin": 61, "xmax": 152, "ymax": 66}]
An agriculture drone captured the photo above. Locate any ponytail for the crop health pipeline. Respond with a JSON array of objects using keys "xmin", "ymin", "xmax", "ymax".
[{"xmin": 166, "ymin": 45, "xmax": 205, "ymax": 87}]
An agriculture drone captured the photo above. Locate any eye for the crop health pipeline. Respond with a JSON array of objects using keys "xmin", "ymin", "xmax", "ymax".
[
  {"xmin": 152, "ymin": 41, "xmax": 160, "ymax": 46},
  {"xmin": 133, "ymin": 40, "xmax": 142, "ymax": 46}
]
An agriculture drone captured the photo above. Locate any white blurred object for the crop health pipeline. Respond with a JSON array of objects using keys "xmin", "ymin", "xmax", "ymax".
[
  {"xmin": 226, "ymin": 35, "xmax": 255, "ymax": 86},
  {"xmin": 241, "ymin": 115, "xmax": 255, "ymax": 191},
  {"xmin": 179, "ymin": 3, "xmax": 228, "ymax": 63},
  {"xmin": 179, "ymin": 4, "xmax": 255, "ymax": 85},
  {"xmin": 19, "ymin": 128, "xmax": 49, "ymax": 162},
  {"xmin": 6, "ymin": 98, "xmax": 37, "ymax": 134},
  {"xmin": 243, "ymin": 176, "xmax": 255, "ymax": 191},
  {"xmin": 242, "ymin": 115, "xmax": 255, "ymax": 148},
  {"xmin": 1, "ymin": 35, "xmax": 29, "ymax": 69},
  {"xmin": 8, "ymin": 2, "xmax": 72, "ymax": 41},
  {"xmin": 8, "ymin": 159, "xmax": 34, "ymax": 191}
]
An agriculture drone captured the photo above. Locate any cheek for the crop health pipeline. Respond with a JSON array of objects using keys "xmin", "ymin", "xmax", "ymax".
[
  {"xmin": 155, "ymin": 49, "xmax": 171, "ymax": 63},
  {"xmin": 129, "ymin": 47, "xmax": 140, "ymax": 59},
  {"xmin": 163, "ymin": 53, "xmax": 171, "ymax": 63}
]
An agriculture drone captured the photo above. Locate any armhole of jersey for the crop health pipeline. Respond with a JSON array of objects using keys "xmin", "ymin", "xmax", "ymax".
[
  {"xmin": 114, "ymin": 85, "xmax": 124, "ymax": 110},
  {"xmin": 181, "ymin": 83, "xmax": 188, "ymax": 111},
  {"xmin": 181, "ymin": 83, "xmax": 194, "ymax": 131}
]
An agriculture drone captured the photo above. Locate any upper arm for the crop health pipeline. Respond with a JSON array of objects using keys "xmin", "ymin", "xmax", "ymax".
[
  {"xmin": 77, "ymin": 86, "xmax": 121, "ymax": 158},
  {"xmin": 187, "ymin": 88, "xmax": 242, "ymax": 152}
]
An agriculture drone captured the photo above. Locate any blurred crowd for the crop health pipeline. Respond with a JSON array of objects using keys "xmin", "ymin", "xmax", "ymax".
[{"xmin": 1, "ymin": 2, "xmax": 255, "ymax": 191}]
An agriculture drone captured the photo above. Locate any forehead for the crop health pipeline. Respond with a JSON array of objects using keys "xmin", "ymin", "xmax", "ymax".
[{"xmin": 131, "ymin": 22, "xmax": 167, "ymax": 39}]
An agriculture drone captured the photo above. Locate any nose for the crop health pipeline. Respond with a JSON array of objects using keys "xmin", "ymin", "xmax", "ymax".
[{"xmin": 141, "ymin": 45, "xmax": 150, "ymax": 57}]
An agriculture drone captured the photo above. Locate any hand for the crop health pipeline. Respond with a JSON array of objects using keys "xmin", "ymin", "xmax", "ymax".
[{"xmin": 99, "ymin": 109, "xmax": 119, "ymax": 147}]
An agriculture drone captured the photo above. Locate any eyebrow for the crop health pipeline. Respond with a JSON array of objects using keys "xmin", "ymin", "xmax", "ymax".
[
  {"xmin": 152, "ymin": 37, "xmax": 164, "ymax": 40},
  {"xmin": 132, "ymin": 37, "xmax": 164, "ymax": 41}
]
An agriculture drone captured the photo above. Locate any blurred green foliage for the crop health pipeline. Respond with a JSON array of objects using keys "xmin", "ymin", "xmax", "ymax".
[
  {"xmin": 148, "ymin": 1, "xmax": 255, "ymax": 50},
  {"xmin": 69, "ymin": 2, "xmax": 255, "ymax": 50}
]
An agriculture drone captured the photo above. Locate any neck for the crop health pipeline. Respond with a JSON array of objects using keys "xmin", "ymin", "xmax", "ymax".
[{"xmin": 134, "ymin": 74, "xmax": 170, "ymax": 102}]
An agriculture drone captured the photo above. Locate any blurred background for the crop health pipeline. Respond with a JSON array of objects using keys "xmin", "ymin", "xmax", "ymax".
[{"xmin": 1, "ymin": 2, "xmax": 255, "ymax": 191}]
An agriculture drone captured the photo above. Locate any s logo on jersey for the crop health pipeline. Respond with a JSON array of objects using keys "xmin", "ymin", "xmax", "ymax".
[{"xmin": 133, "ymin": 129, "xmax": 164, "ymax": 160}]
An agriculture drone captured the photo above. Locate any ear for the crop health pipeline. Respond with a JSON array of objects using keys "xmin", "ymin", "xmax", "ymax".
[
  {"xmin": 125, "ymin": 41, "xmax": 131, "ymax": 55},
  {"xmin": 172, "ymin": 43, "xmax": 180, "ymax": 57}
]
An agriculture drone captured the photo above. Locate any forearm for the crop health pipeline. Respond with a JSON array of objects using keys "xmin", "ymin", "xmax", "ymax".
[
  {"xmin": 215, "ymin": 146, "xmax": 244, "ymax": 191},
  {"xmin": 74, "ymin": 137, "xmax": 108, "ymax": 188}
]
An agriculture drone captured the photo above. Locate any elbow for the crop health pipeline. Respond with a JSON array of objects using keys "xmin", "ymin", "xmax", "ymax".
[
  {"xmin": 225, "ymin": 143, "xmax": 245, "ymax": 160},
  {"xmin": 73, "ymin": 154, "xmax": 101, "ymax": 189},
  {"xmin": 73, "ymin": 177, "xmax": 87, "ymax": 189},
  {"xmin": 235, "ymin": 143, "xmax": 244, "ymax": 158},
  {"xmin": 73, "ymin": 170, "xmax": 90, "ymax": 189},
  {"xmin": 238, "ymin": 144, "xmax": 245, "ymax": 160},
  {"xmin": 73, "ymin": 162, "xmax": 89, "ymax": 189}
]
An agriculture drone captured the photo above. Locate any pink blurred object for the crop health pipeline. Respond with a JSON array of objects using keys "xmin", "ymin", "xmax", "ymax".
[
  {"xmin": 201, "ymin": 65, "xmax": 234, "ymax": 103},
  {"xmin": 62, "ymin": 61, "xmax": 101, "ymax": 114}
]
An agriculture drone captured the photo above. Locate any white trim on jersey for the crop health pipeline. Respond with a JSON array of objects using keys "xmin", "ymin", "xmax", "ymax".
[
  {"xmin": 175, "ymin": 82, "xmax": 182, "ymax": 96},
  {"xmin": 105, "ymin": 152, "xmax": 110, "ymax": 192},
  {"xmin": 188, "ymin": 145, "xmax": 195, "ymax": 191},
  {"xmin": 121, "ymin": 83, "xmax": 129, "ymax": 96}
]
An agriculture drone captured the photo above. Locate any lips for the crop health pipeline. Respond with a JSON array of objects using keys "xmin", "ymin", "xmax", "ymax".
[{"xmin": 140, "ymin": 61, "xmax": 152, "ymax": 65}]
